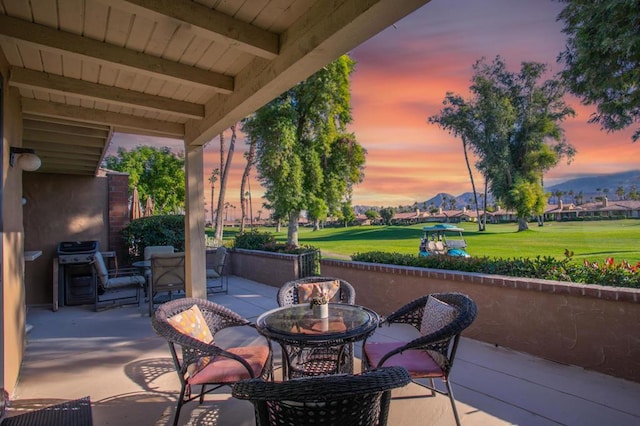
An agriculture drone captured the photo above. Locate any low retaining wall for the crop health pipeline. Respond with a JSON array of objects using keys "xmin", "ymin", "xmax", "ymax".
[
  {"xmin": 321, "ymin": 258, "xmax": 640, "ymax": 383},
  {"xmin": 227, "ymin": 249, "xmax": 303, "ymax": 286},
  {"xmin": 228, "ymin": 249, "xmax": 640, "ymax": 383}
]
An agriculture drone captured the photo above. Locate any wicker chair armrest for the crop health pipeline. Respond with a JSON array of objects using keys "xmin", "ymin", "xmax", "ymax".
[
  {"xmin": 380, "ymin": 294, "xmax": 431, "ymax": 330},
  {"xmin": 377, "ymin": 294, "xmax": 478, "ymax": 368},
  {"xmin": 232, "ymin": 367, "xmax": 410, "ymax": 401}
]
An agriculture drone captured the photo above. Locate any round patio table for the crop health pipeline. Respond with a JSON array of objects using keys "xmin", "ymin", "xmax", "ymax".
[{"xmin": 256, "ymin": 303, "xmax": 379, "ymax": 379}]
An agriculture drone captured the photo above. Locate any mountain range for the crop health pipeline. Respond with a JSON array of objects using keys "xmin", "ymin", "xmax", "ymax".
[{"xmin": 356, "ymin": 170, "xmax": 640, "ymax": 212}]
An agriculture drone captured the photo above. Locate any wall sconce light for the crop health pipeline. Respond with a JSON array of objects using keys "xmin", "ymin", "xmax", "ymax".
[{"xmin": 10, "ymin": 147, "xmax": 41, "ymax": 172}]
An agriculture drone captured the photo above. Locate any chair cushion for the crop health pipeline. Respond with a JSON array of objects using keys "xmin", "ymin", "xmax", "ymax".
[
  {"xmin": 188, "ymin": 344, "xmax": 270, "ymax": 385},
  {"xmin": 167, "ymin": 304, "xmax": 214, "ymax": 344},
  {"xmin": 206, "ymin": 269, "xmax": 220, "ymax": 279},
  {"xmin": 363, "ymin": 341, "xmax": 444, "ymax": 378},
  {"xmin": 420, "ymin": 295, "xmax": 458, "ymax": 336},
  {"xmin": 296, "ymin": 280, "xmax": 340, "ymax": 303},
  {"xmin": 103, "ymin": 275, "xmax": 146, "ymax": 289},
  {"xmin": 168, "ymin": 304, "xmax": 215, "ymax": 373},
  {"xmin": 92, "ymin": 251, "xmax": 108, "ymax": 286},
  {"xmin": 144, "ymin": 245, "xmax": 174, "ymax": 260}
]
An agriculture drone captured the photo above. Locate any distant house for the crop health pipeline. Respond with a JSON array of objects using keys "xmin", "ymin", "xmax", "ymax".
[
  {"xmin": 542, "ymin": 197, "xmax": 640, "ymax": 221},
  {"xmin": 392, "ymin": 209, "xmax": 426, "ymax": 225},
  {"xmin": 578, "ymin": 197, "xmax": 640, "ymax": 219},
  {"xmin": 483, "ymin": 206, "xmax": 518, "ymax": 224},
  {"xmin": 544, "ymin": 200, "xmax": 583, "ymax": 221}
]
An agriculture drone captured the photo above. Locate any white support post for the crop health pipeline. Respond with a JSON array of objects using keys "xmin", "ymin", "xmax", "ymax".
[{"xmin": 184, "ymin": 143, "xmax": 207, "ymax": 299}]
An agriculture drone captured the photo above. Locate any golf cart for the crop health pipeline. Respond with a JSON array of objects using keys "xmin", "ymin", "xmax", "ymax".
[{"xmin": 419, "ymin": 224, "xmax": 470, "ymax": 257}]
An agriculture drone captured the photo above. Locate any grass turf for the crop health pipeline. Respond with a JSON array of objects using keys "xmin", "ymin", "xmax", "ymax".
[{"xmin": 222, "ymin": 219, "xmax": 640, "ymax": 264}]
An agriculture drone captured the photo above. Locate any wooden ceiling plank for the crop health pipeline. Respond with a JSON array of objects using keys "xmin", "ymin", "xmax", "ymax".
[
  {"xmin": 103, "ymin": 0, "xmax": 279, "ymax": 59},
  {"xmin": 57, "ymin": 0, "xmax": 85, "ymax": 35},
  {"xmin": 15, "ymin": 43, "xmax": 44, "ymax": 71},
  {"xmin": 21, "ymin": 98, "xmax": 185, "ymax": 138},
  {"xmin": 83, "ymin": 0, "xmax": 109, "ymax": 40},
  {"xmin": 11, "ymin": 67, "xmax": 204, "ymax": 119},
  {"xmin": 30, "ymin": 0, "xmax": 58, "ymax": 27},
  {"xmin": 0, "ymin": 14, "xmax": 234, "ymax": 92}
]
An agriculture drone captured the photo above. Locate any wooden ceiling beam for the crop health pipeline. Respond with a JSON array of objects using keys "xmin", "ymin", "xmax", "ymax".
[
  {"xmin": 104, "ymin": 0, "xmax": 279, "ymax": 59},
  {"xmin": 23, "ymin": 142, "xmax": 103, "ymax": 156},
  {"xmin": 11, "ymin": 68, "xmax": 204, "ymax": 119},
  {"xmin": 23, "ymin": 129, "xmax": 106, "ymax": 147},
  {"xmin": 0, "ymin": 14, "xmax": 233, "ymax": 93},
  {"xmin": 21, "ymin": 99, "xmax": 185, "ymax": 139},
  {"xmin": 23, "ymin": 119, "xmax": 110, "ymax": 139},
  {"xmin": 22, "ymin": 114, "xmax": 111, "ymax": 131}
]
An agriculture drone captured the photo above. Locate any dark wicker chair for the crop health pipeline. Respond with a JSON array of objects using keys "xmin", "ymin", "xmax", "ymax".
[
  {"xmin": 277, "ymin": 276, "xmax": 355, "ymax": 306},
  {"xmin": 232, "ymin": 367, "xmax": 411, "ymax": 426},
  {"xmin": 361, "ymin": 292, "xmax": 478, "ymax": 426},
  {"xmin": 0, "ymin": 394, "xmax": 92, "ymax": 426},
  {"xmin": 151, "ymin": 298, "xmax": 273, "ymax": 426},
  {"xmin": 277, "ymin": 276, "xmax": 356, "ymax": 377}
]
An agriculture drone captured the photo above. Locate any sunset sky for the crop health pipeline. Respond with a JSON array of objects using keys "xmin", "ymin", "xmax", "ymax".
[{"xmin": 110, "ymin": 0, "xmax": 638, "ymax": 215}]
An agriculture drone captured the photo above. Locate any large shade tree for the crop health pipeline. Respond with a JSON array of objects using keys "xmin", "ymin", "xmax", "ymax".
[
  {"xmin": 556, "ymin": 0, "xmax": 640, "ymax": 141},
  {"xmin": 104, "ymin": 146, "xmax": 185, "ymax": 214},
  {"xmin": 243, "ymin": 55, "xmax": 366, "ymax": 245},
  {"xmin": 430, "ymin": 57, "xmax": 576, "ymax": 231}
]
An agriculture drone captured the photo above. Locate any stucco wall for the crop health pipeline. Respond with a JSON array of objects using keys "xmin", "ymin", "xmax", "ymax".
[
  {"xmin": 1, "ymin": 53, "xmax": 27, "ymax": 394},
  {"xmin": 22, "ymin": 173, "xmax": 110, "ymax": 305}
]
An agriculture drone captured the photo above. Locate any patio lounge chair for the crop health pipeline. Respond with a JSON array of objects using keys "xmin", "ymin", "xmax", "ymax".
[
  {"xmin": 232, "ymin": 366, "xmax": 411, "ymax": 426},
  {"xmin": 206, "ymin": 246, "xmax": 228, "ymax": 294},
  {"xmin": 143, "ymin": 245, "xmax": 174, "ymax": 282},
  {"xmin": 151, "ymin": 298, "xmax": 273, "ymax": 426},
  {"xmin": 362, "ymin": 292, "xmax": 478, "ymax": 426},
  {"xmin": 148, "ymin": 252, "xmax": 185, "ymax": 316},
  {"xmin": 91, "ymin": 251, "xmax": 145, "ymax": 311}
]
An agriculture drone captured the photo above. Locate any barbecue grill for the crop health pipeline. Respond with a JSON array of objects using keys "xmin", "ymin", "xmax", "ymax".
[{"xmin": 57, "ymin": 240, "xmax": 99, "ymax": 306}]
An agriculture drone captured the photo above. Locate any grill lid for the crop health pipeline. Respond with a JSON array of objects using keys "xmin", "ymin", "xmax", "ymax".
[{"xmin": 57, "ymin": 240, "xmax": 99, "ymax": 255}]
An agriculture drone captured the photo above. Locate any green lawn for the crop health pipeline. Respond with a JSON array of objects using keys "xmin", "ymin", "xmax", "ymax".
[{"xmin": 223, "ymin": 219, "xmax": 640, "ymax": 264}]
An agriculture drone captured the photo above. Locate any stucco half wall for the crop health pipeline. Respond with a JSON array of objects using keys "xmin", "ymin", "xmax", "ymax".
[{"xmin": 229, "ymin": 251, "xmax": 640, "ymax": 383}]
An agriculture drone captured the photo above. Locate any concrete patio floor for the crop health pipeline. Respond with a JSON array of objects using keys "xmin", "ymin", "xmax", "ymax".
[{"xmin": 9, "ymin": 276, "xmax": 640, "ymax": 425}]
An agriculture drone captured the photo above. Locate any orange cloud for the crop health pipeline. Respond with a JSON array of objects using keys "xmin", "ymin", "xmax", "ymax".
[{"xmin": 111, "ymin": 0, "xmax": 638, "ymax": 211}]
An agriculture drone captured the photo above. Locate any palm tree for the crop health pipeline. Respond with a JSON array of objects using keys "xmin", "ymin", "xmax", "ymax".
[
  {"xmin": 616, "ymin": 186, "xmax": 625, "ymax": 200},
  {"xmin": 208, "ymin": 168, "xmax": 219, "ymax": 224}
]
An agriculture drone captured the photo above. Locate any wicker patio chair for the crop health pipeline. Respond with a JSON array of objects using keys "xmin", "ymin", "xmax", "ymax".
[
  {"xmin": 232, "ymin": 366, "xmax": 411, "ymax": 426},
  {"xmin": 151, "ymin": 298, "xmax": 273, "ymax": 426},
  {"xmin": 0, "ymin": 392, "xmax": 93, "ymax": 426},
  {"xmin": 277, "ymin": 276, "xmax": 357, "ymax": 377},
  {"xmin": 277, "ymin": 276, "xmax": 355, "ymax": 306},
  {"xmin": 362, "ymin": 292, "xmax": 478, "ymax": 426}
]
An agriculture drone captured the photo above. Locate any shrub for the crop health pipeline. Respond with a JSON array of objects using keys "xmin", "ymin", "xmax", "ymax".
[
  {"xmin": 234, "ymin": 230, "xmax": 318, "ymax": 254},
  {"xmin": 351, "ymin": 252, "xmax": 640, "ymax": 288},
  {"xmin": 121, "ymin": 215, "xmax": 185, "ymax": 263}
]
